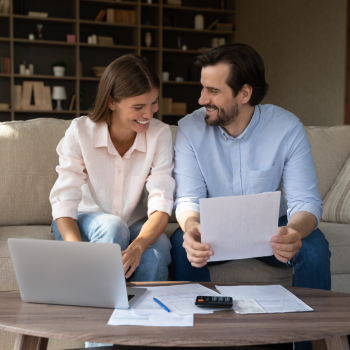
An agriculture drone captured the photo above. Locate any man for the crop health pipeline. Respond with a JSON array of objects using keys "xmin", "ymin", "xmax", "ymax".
[{"xmin": 170, "ymin": 43, "xmax": 331, "ymax": 290}]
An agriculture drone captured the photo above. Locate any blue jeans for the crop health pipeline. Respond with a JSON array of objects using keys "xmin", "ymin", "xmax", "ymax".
[
  {"xmin": 169, "ymin": 215, "xmax": 331, "ymax": 350},
  {"xmin": 52, "ymin": 212, "xmax": 172, "ymax": 348}
]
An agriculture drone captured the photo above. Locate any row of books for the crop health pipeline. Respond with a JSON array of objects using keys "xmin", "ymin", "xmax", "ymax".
[
  {"xmin": 206, "ymin": 20, "xmax": 234, "ymax": 31},
  {"xmin": 162, "ymin": 98, "xmax": 187, "ymax": 114},
  {"xmin": 0, "ymin": 56, "xmax": 11, "ymax": 74},
  {"xmin": 95, "ymin": 8, "xmax": 136, "ymax": 25},
  {"xmin": 14, "ymin": 82, "xmax": 53, "ymax": 111}
]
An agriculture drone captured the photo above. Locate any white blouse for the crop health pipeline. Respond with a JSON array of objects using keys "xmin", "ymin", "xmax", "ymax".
[{"xmin": 50, "ymin": 116, "xmax": 175, "ymax": 227}]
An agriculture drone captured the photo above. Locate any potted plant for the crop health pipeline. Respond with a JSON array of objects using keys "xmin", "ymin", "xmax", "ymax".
[{"xmin": 52, "ymin": 61, "xmax": 67, "ymax": 77}]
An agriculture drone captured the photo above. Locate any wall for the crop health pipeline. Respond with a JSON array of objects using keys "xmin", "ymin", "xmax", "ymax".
[{"xmin": 237, "ymin": 0, "xmax": 347, "ymax": 126}]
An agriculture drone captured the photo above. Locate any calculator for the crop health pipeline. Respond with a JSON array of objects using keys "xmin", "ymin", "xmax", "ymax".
[{"xmin": 195, "ymin": 295, "xmax": 233, "ymax": 308}]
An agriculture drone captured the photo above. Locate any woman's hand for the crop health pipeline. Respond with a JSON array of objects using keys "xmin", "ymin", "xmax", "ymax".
[{"xmin": 121, "ymin": 244, "xmax": 144, "ymax": 279}]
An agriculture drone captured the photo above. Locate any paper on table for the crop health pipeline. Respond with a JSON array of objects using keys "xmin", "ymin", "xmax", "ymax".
[
  {"xmin": 232, "ymin": 299, "xmax": 266, "ymax": 314},
  {"xmin": 108, "ymin": 309, "xmax": 193, "ymax": 327},
  {"xmin": 200, "ymin": 192, "xmax": 281, "ymax": 262},
  {"xmin": 215, "ymin": 285, "xmax": 313, "ymax": 313},
  {"xmin": 155, "ymin": 283, "xmax": 227, "ymax": 314}
]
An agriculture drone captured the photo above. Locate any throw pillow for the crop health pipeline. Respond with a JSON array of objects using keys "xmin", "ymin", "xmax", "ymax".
[{"xmin": 321, "ymin": 153, "xmax": 350, "ymax": 224}]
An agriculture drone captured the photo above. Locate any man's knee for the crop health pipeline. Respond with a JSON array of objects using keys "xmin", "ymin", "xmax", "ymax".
[
  {"xmin": 298, "ymin": 228, "xmax": 331, "ymax": 262},
  {"xmin": 170, "ymin": 227, "xmax": 185, "ymax": 248}
]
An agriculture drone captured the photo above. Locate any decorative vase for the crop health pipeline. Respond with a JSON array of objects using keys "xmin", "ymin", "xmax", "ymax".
[
  {"xmin": 194, "ymin": 14, "xmax": 204, "ymax": 30},
  {"xmin": 162, "ymin": 72, "xmax": 170, "ymax": 81},
  {"xmin": 145, "ymin": 32, "xmax": 152, "ymax": 48},
  {"xmin": 53, "ymin": 66, "xmax": 65, "ymax": 77}
]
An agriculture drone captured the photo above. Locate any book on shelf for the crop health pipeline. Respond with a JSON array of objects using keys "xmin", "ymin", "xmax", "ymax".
[
  {"xmin": 162, "ymin": 98, "xmax": 173, "ymax": 114},
  {"xmin": 216, "ymin": 23, "xmax": 233, "ymax": 31},
  {"xmin": 69, "ymin": 94, "xmax": 76, "ymax": 111},
  {"xmin": 166, "ymin": 0, "xmax": 182, "ymax": 5},
  {"xmin": 1, "ymin": 56, "xmax": 11, "ymax": 74},
  {"xmin": 106, "ymin": 8, "xmax": 135, "ymax": 24},
  {"xmin": 172, "ymin": 102, "xmax": 186, "ymax": 114},
  {"xmin": 98, "ymin": 36, "xmax": 114, "ymax": 45},
  {"xmin": 28, "ymin": 11, "xmax": 49, "ymax": 18},
  {"xmin": 13, "ymin": 85, "xmax": 22, "ymax": 110},
  {"xmin": 33, "ymin": 81, "xmax": 46, "ymax": 109},
  {"xmin": 94, "ymin": 9, "xmax": 106, "ymax": 22}
]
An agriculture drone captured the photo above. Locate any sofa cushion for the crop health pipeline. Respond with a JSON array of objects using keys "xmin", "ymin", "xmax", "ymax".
[
  {"xmin": 0, "ymin": 119, "xmax": 72, "ymax": 226},
  {"xmin": 319, "ymin": 222, "xmax": 350, "ymax": 275},
  {"xmin": 304, "ymin": 125, "xmax": 350, "ymax": 200},
  {"xmin": 0, "ymin": 225, "xmax": 53, "ymax": 291},
  {"xmin": 321, "ymin": 154, "xmax": 350, "ymax": 224}
]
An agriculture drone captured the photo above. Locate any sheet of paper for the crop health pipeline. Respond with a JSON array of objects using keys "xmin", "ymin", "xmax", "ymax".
[
  {"xmin": 215, "ymin": 285, "xmax": 313, "ymax": 313},
  {"xmin": 154, "ymin": 283, "xmax": 227, "ymax": 314},
  {"xmin": 108, "ymin": 309, "xmax": 193, "ymax": 327},
  {"xmin": 232, "ymin": 299, "xmax": 266, "ymax": 314},
  {"xmin": 200, "ymin": 192, "xmax": 281, "ymax": 261}
]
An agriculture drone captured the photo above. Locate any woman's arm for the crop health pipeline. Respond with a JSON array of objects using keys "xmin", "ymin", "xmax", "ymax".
[
  {"xmin": 56, "ymin": 217, "xmax": 82, "ymax": 241},
  {"xmin": 122, "ymin": 211, "xmax": 169, "ymax": 278}
]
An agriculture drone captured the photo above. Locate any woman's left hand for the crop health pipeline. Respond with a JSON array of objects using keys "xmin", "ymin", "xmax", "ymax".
[{"xmin": 122, "ymin": 244, "xmax": 144, "ymax": 279}]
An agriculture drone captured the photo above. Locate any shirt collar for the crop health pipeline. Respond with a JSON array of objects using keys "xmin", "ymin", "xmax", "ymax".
[
  {"xmin": 93, "ymin": 121, "xmax": 147, "ymax": 157},
  {"xmin": 218, "ymin": 105, "xmax": 260, "ymax": 141}
]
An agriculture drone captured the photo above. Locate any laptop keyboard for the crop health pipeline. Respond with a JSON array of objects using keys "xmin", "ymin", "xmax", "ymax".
[{"xmin": 128, "ymin": 294, "xmax": 135, "ymax": 301}]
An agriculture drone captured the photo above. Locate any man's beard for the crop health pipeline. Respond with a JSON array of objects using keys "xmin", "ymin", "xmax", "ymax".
[{"xmin": 204, "ymin": 102, "xmax": 240, "ymax": 127}]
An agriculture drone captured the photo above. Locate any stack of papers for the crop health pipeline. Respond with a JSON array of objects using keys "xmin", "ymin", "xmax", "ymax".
[
  {"xmin": 215, "ymin": 285, "xmax": 313, "ymax": 314},
  {"xmin": 108, "ymin": 283, "xmax": 227, "ymax": 327},
  {"xmin": 107, "ymin": 284, "xmax": 313, "ymax": 327}
]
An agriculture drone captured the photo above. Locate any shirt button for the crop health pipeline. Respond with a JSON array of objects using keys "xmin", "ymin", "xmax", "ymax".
[
  {"xmin": 233, "ymin": 142, "xmax": 236, "ymax": 146},
  {"xmin": 243, "ymin": 135, "xmax": 247, "ymax": 139},
  {"xmin": 235, "ymin": 171, "xmax": 239, "ymax": 175},
  {"xmin": 116, "ymin": 190, "xmax": 121, "ymax": 195},
  {"xmin": 115, "ymin": 211, "xmax": 119, "ymax": 215},
  {"xmin": 118, "ymin": 169, "xmax": 122, "ymax": 174}
]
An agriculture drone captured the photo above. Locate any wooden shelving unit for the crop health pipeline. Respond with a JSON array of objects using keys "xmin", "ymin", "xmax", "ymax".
[{"xmin": 0, "ymin": 0, "xmax": 236, "ymax": 124}]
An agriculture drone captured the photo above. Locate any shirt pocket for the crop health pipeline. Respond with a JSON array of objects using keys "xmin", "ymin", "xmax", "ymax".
[
  {"xmin": 248, "ymin": 163, "xmax": 280, "ymax": 195},
  {"xmin": 129, "ymin": 175, "xmax": 147, "ymax": 209}
]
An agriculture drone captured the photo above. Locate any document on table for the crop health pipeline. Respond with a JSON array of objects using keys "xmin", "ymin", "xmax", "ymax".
[
  {"xmin": 154, "ymin": 283, "xmax": 227, "ymax": 314},
  {"xmin": 108, "ymin": 309, "xmax": 193, "ymax": 327},
  {"xmin": 200, "ymin": 191, "xmax": 281, "ymax": 261},
  {"xmin": 107, "ymin": 283, "xmax": 227, "ymax": 327},
  {"xmin": 215, "ymin": 285, "xmax": 313, "ymax": 313}
]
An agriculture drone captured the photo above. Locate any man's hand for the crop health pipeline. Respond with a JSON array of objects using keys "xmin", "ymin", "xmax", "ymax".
[
  {"xmin": 271, "ymin": 226, "xmax": 302, "ymax": 263},
  {"xmin": 183, "ymin": 224, "xmax": 214, "ymax": 268},
  {"xmin": 122, "ymin": 245, "xmax": 143, "ymax": 279}
]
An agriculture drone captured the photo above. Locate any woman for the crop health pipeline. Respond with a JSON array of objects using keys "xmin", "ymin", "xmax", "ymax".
[{"xmin": 50, "ymin": 55, "xmax": 174, "ymax": 287}]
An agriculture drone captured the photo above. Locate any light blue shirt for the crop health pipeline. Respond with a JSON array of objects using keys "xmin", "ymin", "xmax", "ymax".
[{"xmin": 174, "ymin": 104, "xmax": 322, "ymax": 225}]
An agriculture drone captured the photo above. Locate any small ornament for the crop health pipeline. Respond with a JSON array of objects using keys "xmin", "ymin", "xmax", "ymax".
[{"xmin": 145, "ymin": 32, "xmax": 152, "ymax": 48}]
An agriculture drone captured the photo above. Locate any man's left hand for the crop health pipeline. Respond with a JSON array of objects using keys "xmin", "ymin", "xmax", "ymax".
[{"xmin": 271, "ymin": 226, "xmax": 302, "ymax": 263}]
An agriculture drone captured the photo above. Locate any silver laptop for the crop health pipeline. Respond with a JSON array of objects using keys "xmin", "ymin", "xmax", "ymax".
[{"xmin": 8, "ymin": 238, "xmax": 146, "ymax": 309}]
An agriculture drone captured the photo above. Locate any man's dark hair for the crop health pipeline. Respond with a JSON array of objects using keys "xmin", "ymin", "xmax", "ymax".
[{"xmin": 194, "ymin": 43, "xmax": 269, "ymax": 106}]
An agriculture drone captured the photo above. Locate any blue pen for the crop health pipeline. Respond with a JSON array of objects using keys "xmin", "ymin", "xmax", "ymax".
[{"xmin": 153, "ymin": 297, "xmax": 170, "ymax": 312}]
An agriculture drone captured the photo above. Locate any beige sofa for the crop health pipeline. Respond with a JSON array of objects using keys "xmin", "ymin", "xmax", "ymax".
[{"xmin": 0, "ymin": 118, "xmax": 349, "ymax": 350}]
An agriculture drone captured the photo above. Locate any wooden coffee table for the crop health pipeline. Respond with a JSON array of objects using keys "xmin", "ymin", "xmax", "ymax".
[{"xmin": 0, "ymin": 282, "xmax": 349, "ymax": 350}]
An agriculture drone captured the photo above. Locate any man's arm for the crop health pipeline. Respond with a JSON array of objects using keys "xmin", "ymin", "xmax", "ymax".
[
  {"xmin": 271, "ymin": 211, "xmax": 317, "ymax": 263},
  {"xmin": 174, "ymin": 124, "xmax": 212, "ymax": 267},
  {"xmin": 178, "ymin": 211, "xmax": 214, "ymax": 268},
  {"xmin": 272, "ymin": 122, "xmax": 322, "ymax": 263}
]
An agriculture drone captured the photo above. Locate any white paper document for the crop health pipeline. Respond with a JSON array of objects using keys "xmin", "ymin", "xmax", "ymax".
[
  {"xmin": 215, "ymin": 285, "xmax": 313, "ymax": 313},
  {"xmin": 200, "ymin": 191, "xmax": 281, "ymax": 261},
  {"xmin": 108, "ymin": 309, "xmax": 193, "ymax": 327},
  {"xmin": 232, "ymin": 299, "xmax": 266, "ymax": 314},
  {"xmin": 155, "ymin": 283, "xmax": 226, "ymax": 314}
]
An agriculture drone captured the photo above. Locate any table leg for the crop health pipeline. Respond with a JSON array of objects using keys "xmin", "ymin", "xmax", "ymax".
[
  {"xmin": 312, "ymin": 336, "xmax": 350, "ymax": 350},
  {"xmin": 13, "ymin": 333, "xmax": 49, "ymax": 350}
]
